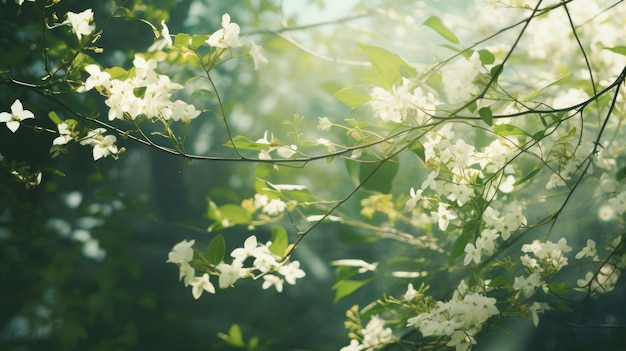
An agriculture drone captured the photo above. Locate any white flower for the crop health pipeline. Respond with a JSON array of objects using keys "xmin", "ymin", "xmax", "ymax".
[
  {"xmin": 166, "ymin": 239, "xmax": 195, "ymax": 263},
  {"xmin": 230, "ymin": 235, "xmax": 261, "ymax": 261},
  {"xmin": 529, "ymin": 302, "xmax": 550, "ymax": 327},
  {"xmin": 361, "ymin": 316, "xmax": 397, "ymax": 349},
  {"xmin": 262, "ymin": 198, "xmax": 287, "ymax": 216},
  {"xmin": 464, "ymin": 243, "xmax": 481, "ymax": 265},
  {"xmin": 317, "ymin": 116, "xmax": 332, "ymax": 131},
  {"xmin": 403, "ymin": 283, "xmax": 418, "ymax": 301},
  {"xmin": 83, "ymin": 65, "xmax": 111, "ymax": 91},
  {"xmin": 436, "ymin": 202, "xmax": 456, "ymax": 231},
  {"xmin": 253, "ymin": 194, "xmax": 269, "ymax": 209},
  {"xmin": 217, "ymin": 260, "xmax": 245, "ymax": 288},
  {"xmin": 513, "ymin": 272, "xmax": 541, "ymax": 298},
  {"xmin": 276, "ymin": 145, "xmax": 297, "ymax": 158},
  {"xmin": 262, "ymin": 274, "xmax": 284, "ymax": 292},
  {"xmin": 79, "ymin": 128, "xmax": 118, "ymax": 160},
  {"xmin": 149, "ymin": 20, "xmax": 172, "ymax": 52},
  {"xmin": 0, "ymin": 99, "xmax": 34, "ymax": 133},
  {"xmin": 190, "ymin": 273, "xmax": 215, "ymax": 299},
  {"xmin": 405, "ymin": 187, "xmax": 422, "ymax": 210},
  {"xmin": 52, "ymin": 122, "xmax": 75, "ymax": 145},
  {"xmin": 278, "ymin": 261, "xmax": 305, "ymax": 285},
  {"xmin": 575, "ymin": 239, "xmax": 599, "ymax": 260},
  {"xmin": 331, "ymin": 259, "xmax": 378, "ymax": 273},
  {"xmin": 249, "ymin": 40, "xmax": 268, "ymax": 70},
  {"xmin": 206, "ymin": 13, "xmax": 243, "ymax": 49},
  {"xmin": 63, "ymin": 9, "xmax": 95, "ymax": 40},
  {"xmin": 608, "ymin": 191, "xmax": 626, "ymax": 215},
  {"xmin": 178, "ymin": 262, "xmax": 195, "ymax": 286}
]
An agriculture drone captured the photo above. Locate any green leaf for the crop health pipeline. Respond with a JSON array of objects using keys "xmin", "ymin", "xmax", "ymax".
[
  {"xmin": 192, "ymin": 34, "xmax": 209, "ymax": 50},
  {"xmin": 490, "ymin": 64, "xmax": 503, "ymax": 82},
  {"xmin": 616, "ymin": 165, "xmax": 626, "ymax": 182},
  {"xmin": 604, "ymin": 46, "xmax": 626, "ymax": 56},
  {"xmin": 423, "ymin": 16, "xmax": 459, "ymax": 44},
  {"xmin": 104, "ymin": 66, "xmax": 129, "ymax": 80},
  {"xmin": 409, "ymin": 139, "xmax": 426, "ymax": 162},
  {"xmin": 359, "ymin": 158, "xmax": 399, "ymax": 194},
  {"xmin": 478, "ymin": 106, "xmax": 493, "ymax": 126},
  {"xmin": 174, "ymin": 33, "xmax": 191, "ymax": 48},
  {"xmin": 493, "ymin": 124, "xmax": 530, "ymax": 137},
  {"xmin": 219, "ymin": 204, "xmax": 252, "ymax": 225},
  {"xmin": 514, "ymin": 164, "xmax": 543, "ymax": 186},
  {"xmin": 48, "ymin": 111, "xmax": 62, "ymax": 125},
  {"xmin": 449, "ymin": 233, "xmax": 469, "ymax": 263},
  {"xmin": 334, "ymin": 86, "xmax": 371, "ymax": 108},
  {"xmin": 40, "ymin": 167, "xmax": 66, "ymax": 177},
  {"xmin": 269, "ymin": 226, "xmax": 288, "ymax": 256},
  {"xmin": 332, "ymin": 278, "xmax": 373, "ymax": 303},
  {"xmin": 478, "ymin": 49, "xmax": 495, "ymax": 65},
  {"xmin": 334, "ymin": 266, "xmax": 360, "ymax": 281},
  {"xmin": 217, "ymin": 324, "xmax": 245, "ymax": 347},
  {"xmin": 548, "ymin": 281, "xmax": 569, "ymax": 295},
  {"xmin": 191, "ymin": 88, "xmax": 214, "ymax": 97},
  {"xmin": 223, "ymin": 135, "xmax": 270, "ymax": 151},
  {"xmin": 208, "ymin": 234, "xmax": 225, "ymax": 266},
  {"xmin": 357, "ymin": 43, "xmax": 417, "ymax": 90}
]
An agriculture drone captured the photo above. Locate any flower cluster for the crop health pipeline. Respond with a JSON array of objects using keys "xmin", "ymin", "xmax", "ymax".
[
  {"xmin": 166, "ymin": 235, "xmax": 305, "ymax": 299},
  {"xmin": 82, "ymin": 56, "xmax": 201, "ymax": 122},
  {"xmin": 370, "ymin": 78, "xmax": 438, "ymax": 125},
  {"xmin": 520, "ymin": 238, "xmax": 572, "ymax": 274},
  {"xmin": 406, "ymin": 282, "xmax": 499, "ymax": 351},
  {"xmin": 340, "ymin": 316, "xmax": 397, "ymax": 351}
]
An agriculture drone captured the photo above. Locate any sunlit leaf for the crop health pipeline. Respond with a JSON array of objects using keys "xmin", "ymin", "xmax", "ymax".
[
  {"xmin": 219, "ymin": 204, "xmax": 252, "ymax": 225},
  {"xmin": 174, "ymin": 33, "xmax": 191, "ymax": 48},
  {"xmin": 478, "ymin": 49, "xmax": 495, "ymax": 65},
  {"xmin": 208, "ymin": 234, "xmax": 225, "ymax": 266},
  {"xmin": 604, "ymin": 46, "xmax": 626, "ymax": 56},
  {"xmin": 358, "ymin": 43, "xmax": 416, "ymax": 90},
  {"xmin": 269, "ymin": 226, "xmax": 288, "ymax": 256},
  {"xmin": 223, "ymin": 135, "xmax": 270, "ymax": 151},
  {"xmin": 493, "ymin": 124, "xmax": 530, "ymax": 137},
  {"xmin": 423, "ymin": 16, "xmax": 459, "ymax": 44},
  {"xmin": 48, "ymin": 111, "xmax": 62, "ymax": 125},
  {"xmin": 332, "ymin": 278, "xmax": 373, "ymax": 303},
  {"xmin": 192, "ymin": 34, "xmax": 209, "ymax": 50},
  {"xmin": 104, "ymin": 66, "xmax": 129, "ymax": 80},
  {"xmin": 334, "ymin": 86, "xmax": 371, "ymax": 108}
]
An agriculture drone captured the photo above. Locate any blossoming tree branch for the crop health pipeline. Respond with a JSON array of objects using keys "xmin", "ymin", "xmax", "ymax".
[{"xmin": 2, "ymin": 0, "xmax": 626, "ymax": 350}]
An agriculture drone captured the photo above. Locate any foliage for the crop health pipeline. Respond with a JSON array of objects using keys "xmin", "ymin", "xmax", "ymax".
[{"xmin": 2, "ymin": 0, "xmax": 626, "ymax": 350}]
